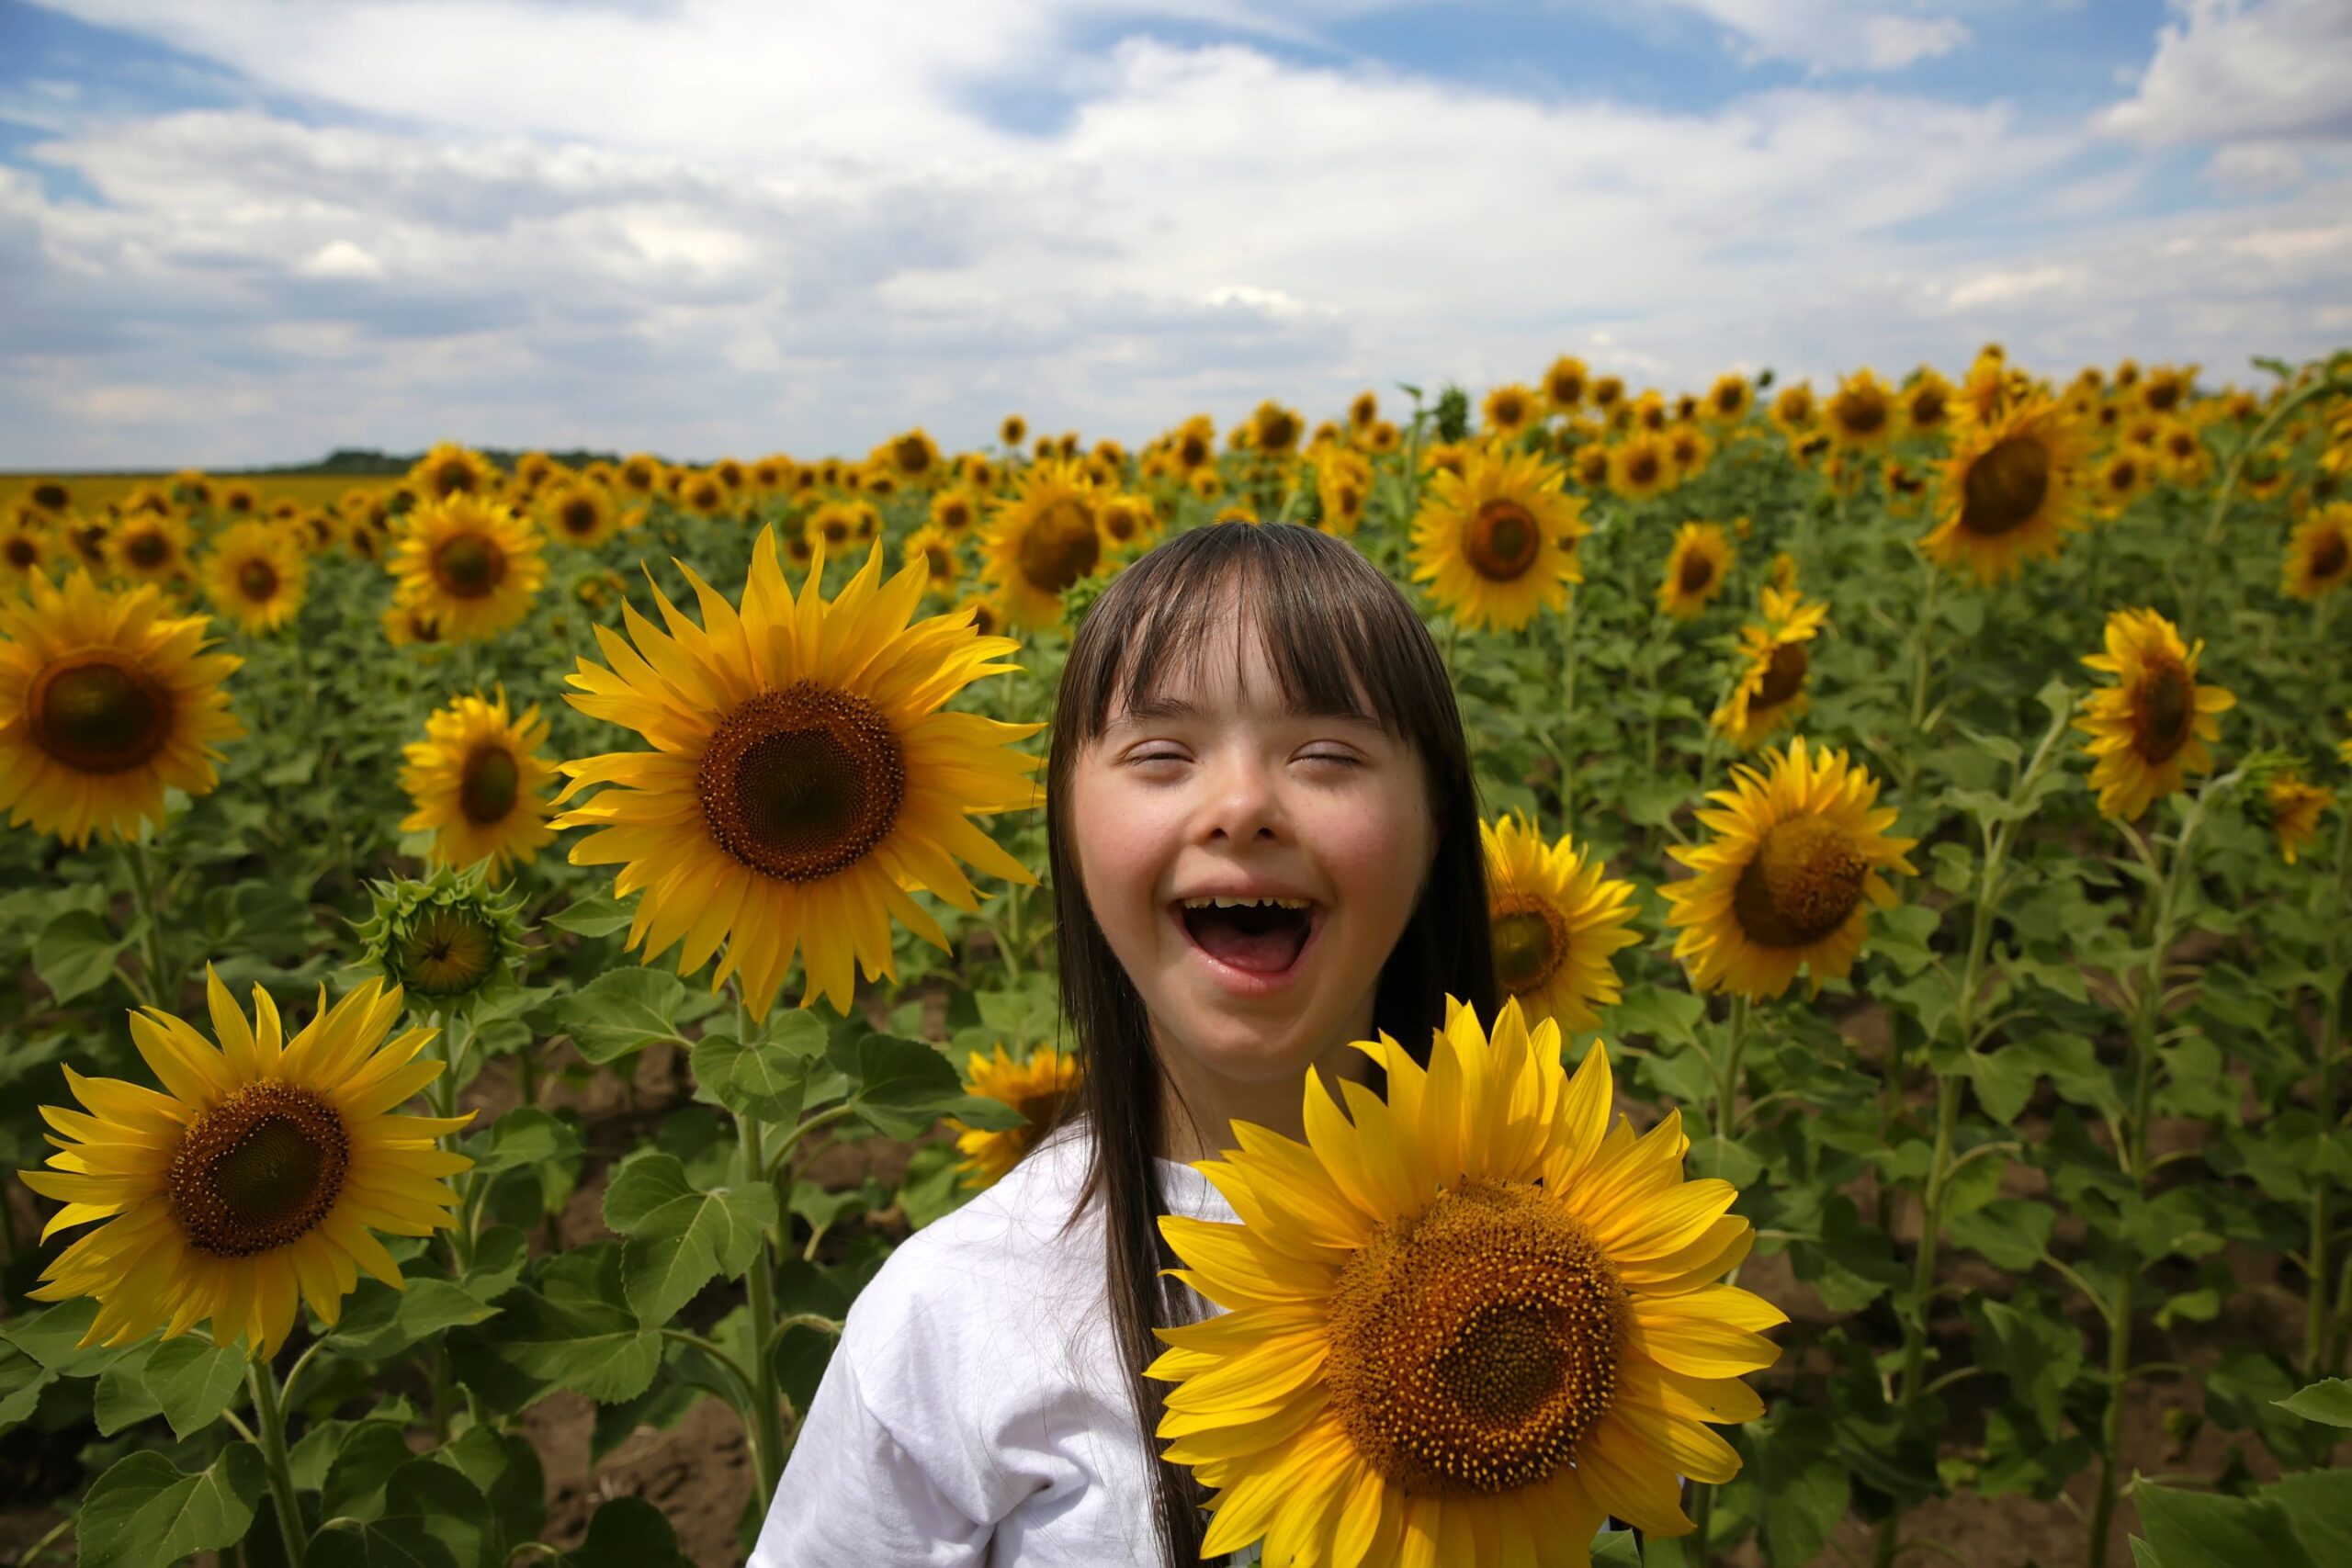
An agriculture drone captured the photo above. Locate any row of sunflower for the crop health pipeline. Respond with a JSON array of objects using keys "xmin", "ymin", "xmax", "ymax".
[{"xmin": 3, "ymin": 343, "xmax": 2351, "ymax": 1568}]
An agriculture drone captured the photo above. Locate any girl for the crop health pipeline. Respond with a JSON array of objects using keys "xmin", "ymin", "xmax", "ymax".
[{"xmin": 751, "ymin": 522, "xmax": 1498, "ymax": 1566}]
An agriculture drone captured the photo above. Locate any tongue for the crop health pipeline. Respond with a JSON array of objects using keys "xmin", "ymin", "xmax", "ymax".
[{"xmin": 1184, "ymin": 907, "xmax": 1309, "ymax": 975}]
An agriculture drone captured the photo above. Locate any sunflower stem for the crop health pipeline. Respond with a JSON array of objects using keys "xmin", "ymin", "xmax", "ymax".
[
  {"xmin": 1906, "ymin": 560, "xmax": 1939, "ymax": 734},
  {"xmin": 2312, "ymin": 807, "xmax": 2352, "ymax": 1375},
  {"xmin": 1713, "ymin": 997, "xmax": 1749, "ymax": 1173},
  {"xmin": 245, "ymin": 1356, "xmax": 310, "ymax": 1567},
  {"xmin": 737, "ymin": 996, "xmax": 791, "ymax": 1505},
  {"xmin": 121, "ymin": 834, "xmax": 177, "ymax": 1012}
]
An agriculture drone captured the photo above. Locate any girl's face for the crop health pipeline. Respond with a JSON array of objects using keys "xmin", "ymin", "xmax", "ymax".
[{"xmin": 1069, "ymin": 595, "xmax": 1438, "ymax": 1134}]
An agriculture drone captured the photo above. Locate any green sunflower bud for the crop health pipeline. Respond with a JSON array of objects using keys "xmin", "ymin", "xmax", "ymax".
[{"xmin": 354, "ymin": 862, "xmax": 530, "ymax": 1012}]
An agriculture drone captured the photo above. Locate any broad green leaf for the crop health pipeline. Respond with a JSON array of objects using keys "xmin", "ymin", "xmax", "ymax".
[
  {"xmin": 1945, "ymin": 1199, "xmax": 2057, "ymax": 1272},
  {"xmin": 93, "ymin": 1344, "xmax": 163, "ymax": 1435},
  {"xmin": 847, "ymin": 1032, "xmax": 970, "ymax": 1138},
  {"xmin": 1590, "ymin": 1530, "xmax": 1643, "ymax": 1567},
  {"xmin": 1, "ymin": 1298, "xmax": 128, "ymax": 1377},
  {"xmin": 0, "ymin": 1344, "xmax": 55, "ymax": 1430},
  {"xmin": 141, "ymin": 1337, "xmax": 248, "ymax": 1439},
  {"xmin": 34, "ymin": 907, "xmax": 130, "ymax": 1002},
  {"xmin": 385, "ymin": 1459, "xmax": 499, "ymax": 1568},
  {"xmin": 605, "ymin": 1153, "xmax": 780, "ymax": 1323},
  {"xmin": 325, "ymin": 1419, "xmax": 418, "ymax": 1521},
  {"xmin": 305, "ymin": 1517, "xmax": 460, "ymax": 1568},
  {"xmin": 78, "ymin": 1447, "xmax": 264, "ymax": 1568},
  {"xmin": 466, "ymin": 1107, "xmax": 583, "ymax": 1176},
  {"xmin": 2265, "ymin": 1469, "xmax": 2352, "ymax": 1562},
  {"xmin": 483, "ymin": 1245, "xmax": 662, "ymax": 1404},
  {"xmin": 562, "ymin": 1496, "xmax": 689, "ymax": 1568},
  {"xmin": 545, "ymin": 890, "xmax": 638, "ymax": 938},
  {"xmin": 1753, "ymin": 1406, "xmax": 1849, "ymax": 1568},
  {"xmin": 1609, "ymin": 984, "xmax": 1705, "ymax": 1048},
  {"xmin": 2132, "ymin": 1479, "xmax": 2313, "ymax": 1568},
  {"xmin": 2275, "ymin": 1378, "xmax": 2352, "ymax": 1427},
  {"xmin": 552, "ymin": 968, "xmax": 687, "ymax": 1063}
]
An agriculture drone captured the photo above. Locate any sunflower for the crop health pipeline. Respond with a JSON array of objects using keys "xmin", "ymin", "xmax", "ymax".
[
  {"xmin": 1589, "ymin": 375, "xmax": 1625, "ymax": 414},
  {"xmin": 1570, "ymin": 443, "xmax": 1612, "ymax": 491},
  {"xmin": 218, "ymin": 481, "xmax": 259, "ymax": 518},
  {"xmin": 540, "ymin": 479, "xmax": 620, "ymax": 549},
  {"xmin": 105, "ymin": 512, "xmax": 194, "ymax": 588},
  {"xmin": 677, "ymin": 468, "xmax": 731, "ymax": 517},
  {"xmin": 1712, "ymin": 588, "xmax": 1827, "ymax": 750},
  {"xmin": 1883, "ymin": 460, "xmax": 1929, "ymax": 517},
  {"xmin": 1657, "ymin": 523, "xmax": 1735, "ymax": 620},
  {"xmin": 1902, "ymin": 369, "xmax": 1955, "ymax": 439},
  {"xmin": 1917, "ymin": 396, "xmax": 2091, "ymax": 583},
  {"xmin": 1146, "ymin": 996, "xmax": 1781, "ymax": 1564},
  {"xmin": 17, "ymin": 969, "xmax": 472, "ymax": 1356},
  {"xmin": 2091, "ymin": 446, "xmax": 2153, "ymax": 517},
  {"xmin": 389, "ymin": 495, "xmax": 547, "ymax": 644},
  {"xmin": 1824, "ymin": 369, "xmax": 1898, "ymax": 450},
  {"xmin": 1543, "ymin": 357, "xmax": 1589, "ymax": 415},
  {"xmin": 1099, "ymin": 492, "xmax": 1159, "ymax": 553},
  {"xmin": 875, "ymin": 428, "xmax": 942, "ymax": 485},
  {"xmin": 20, "ymin": 478, "xmax": 72, "ymax": 515},
  {"xmin": 0, "ymin": 570, "xmax": 243, "ymax": 846},
  {"xmin": 1247, "ymin": 401, "xmax": 1305, "ymax": 457},
  {"xmin": 1662, "ymin": 738, "xmax": 1917, "ymax": 998},
  {"xmin": 1768, "ymin": 383, "xmax": 1816, "ymax": 444},
  {"xmin": 2285, "ymin": 505, "xmax": 2352, "ymax": 599},
  {"xmin": 1001, "ymin": 415, "xmax": 1028, "ymax": 448},
  {"xmin": 409, "ymin": 442, "xmax": 500, "ymax": 503},
  {"xmin": 901, "ymin": 523, "xmax": 962, "ymax": 596},
  {"xmin": 382, "ymin": 603, "xmax": 445, "ymax": 649},
  {"xmin": 1609, "ymin": 433, "xmax": 1675, "ymax": 501},
  {"xmin": 946, "ymin": 1043, "xmax": 1080, "ymax": 1191},
  {"xmin": 2153, "ymin": 419, "xmax": 2211, "ymax": 485},
  {"xmin": 1314, "ymin": 450, "xmax": 1374, "ymax": 538},
  {"xmin": 2137, "ymin": 365, "xmax": 2195, "ymax": 417},
  {"xmin": 551, "ymin": 531, "xmax": 1044, "ymax": 1019},
  {"xmin": 1409, "ymin": 445, "xmax": 1589, "ymax": 633},
  {"xmin": 1365, "ymin": 420, "xmax": 1401, "ymax": 455},
  {"xmin": 356, "ymin": 863, "xmax": 528, "ymax": 1006},
  {"xmin": 400, "ymin": 689, "xmax": 559, "ymax": 881},
  {"xmin": 1484, "ymin": 383, "xmax": 1542, "ymax": 439},
  {"xmin": 617, "ymin": 453, "xmax": 666, "ymax": 502},
  {"xmin": 1, "ymin": 514, "xmax": 53, "ymax": 587},
  {"xmin": 2075, "ymin": 608, "xmax": 2234, "ymax": 820},
  {"xmin": 1666, "ymin": 424, "xmax": 1713, "ymax": 483},
  {"xmin": 982, "ymin": 458, "xmax": 1110, "ymax": 630},
  {"xmin": 1482, "ymin": 813, "xmax": 1641, "ymax": 1032},
  {"xmin": 2262, "ymin": 773, "xmax": 2335, "ymax": 866},
  {"xmin": 1214, "ymin": 503, "xmax": 1261, "ymax": 526},
  {"xmin": 1703, "ymin": 373, "xmax": 1752, "ymax": 424}
]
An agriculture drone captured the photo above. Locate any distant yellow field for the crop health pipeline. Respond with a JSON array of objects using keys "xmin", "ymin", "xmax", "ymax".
[{"xmin": 4, "ymin": 472, "xmax": 368, "ymax": 511}]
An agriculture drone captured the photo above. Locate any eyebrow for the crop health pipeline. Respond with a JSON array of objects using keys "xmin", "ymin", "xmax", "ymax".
[{"xmin": 1107, "ymin": 694, "xmax": 1383, "ymax": 729}]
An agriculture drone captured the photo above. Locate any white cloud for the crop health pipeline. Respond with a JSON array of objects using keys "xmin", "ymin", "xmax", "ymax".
[
  {"xmin": 0, "ymin": 1, "xmax": 2345, "ymax": 465},
  {"xmin": 2102, "ymin": 0, "xmax": 2352, "ymax": 147},
  {"xmin": 1663, "ymin": 0, "xmax": 1971, "ymax": 73}
]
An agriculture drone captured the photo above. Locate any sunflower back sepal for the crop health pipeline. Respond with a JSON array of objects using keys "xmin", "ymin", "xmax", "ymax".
[{"xmin": 354, "ymin": 863, "xmax": 531, "ymax": 1018}]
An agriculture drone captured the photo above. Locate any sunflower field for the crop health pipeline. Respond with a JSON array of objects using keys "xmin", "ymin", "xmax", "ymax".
[{"xmin": 3, "ymin": 346, "xmax": 2351, "ymax": 1568}]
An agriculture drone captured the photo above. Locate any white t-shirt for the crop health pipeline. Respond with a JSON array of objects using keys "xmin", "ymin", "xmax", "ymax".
[{"xmin": 748, "ymin": 1123, "xmax": 1242, "ymax": 1568}]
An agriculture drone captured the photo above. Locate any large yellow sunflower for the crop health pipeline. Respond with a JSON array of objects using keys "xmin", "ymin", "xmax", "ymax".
[
  {"xmin": 400, "ymin": 688, "xmax": 559, "ymax": 881},
  {"xmin": 197, "ymin": 521, "xmax": 308, "ymax": 635},
  {"xmin": 982, "ymin": 458, "xmax": 1110, "ymax": 630},
  {"xmin": 1657, "ymin": 522, "xmax": 1735, "ymax": 619},
  {"xmin": 2283, "ymin": 504, "xmax": 2352, "ymax": 600},
  {"xmin": 0, "ymin": 570, "xmax": 243, "ymax": 846},
  {"xmin": 389, "ymin": 495, "xmax": 547, "ymax": 645},
  {"xmin": 17, "ymin": 969, "xmax": 472, "ymax": 1356},
  {"xmin": 1917, "ymin": 396, "xmax": 2091, "ymax": 583},
  {"xmin": 1662, "ymin": 738, "xmax": 1917, "ymax": 998},
  {"xmin": 1482, "ymin": 813, "xmax": 1641, "ymax": 1033},
  {"xmin": 551, "ymin": 530, "xmax": 1045, "ymax": 1020},
  {"xmin": 1713, "ymin": 588, "xmax": 1829, "ymax": 751},
  {"xmin": 1409, "ymin": 445, "xmax": 1589, "ymax": 633},
  {"xmin": 2074, "ymin": 608, "xmax": 2234, "ymax": 820},
  {"xmin": 945, "ymin": 1043, "xmax": 1080, "ymax": 1191},
  {"xmin": 1147, "ymin": 997, "xmax": 1781, "ymax": 1565},
  {"xmin": 409, "ymin": 441, "xmax": 501, "ymax": 503}
]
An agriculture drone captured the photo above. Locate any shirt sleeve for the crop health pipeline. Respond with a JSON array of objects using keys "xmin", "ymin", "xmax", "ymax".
[{"xmin": 747, "ymin": 1348, "xmax": 992, "ymax": 1568}]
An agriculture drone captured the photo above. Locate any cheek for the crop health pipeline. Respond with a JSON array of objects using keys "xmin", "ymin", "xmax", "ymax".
[
  {"xmin": 1315, "ymin": 789, "xmax": 1433, "ymax": 931},
  {"xmin": 1069, "ymin": 777, "xmax": 1179, "ymax": 942}
]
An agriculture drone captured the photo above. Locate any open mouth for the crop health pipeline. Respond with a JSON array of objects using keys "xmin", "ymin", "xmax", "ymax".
[{"xmin": 1176, "ymin": 897, "xmax": 1320, "ymax": 977}]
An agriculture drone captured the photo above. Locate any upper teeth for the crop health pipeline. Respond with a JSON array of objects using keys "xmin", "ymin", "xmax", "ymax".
[{"xmin": 1182, "ymin": 896, "xmax": 1312, "ymax": 909}]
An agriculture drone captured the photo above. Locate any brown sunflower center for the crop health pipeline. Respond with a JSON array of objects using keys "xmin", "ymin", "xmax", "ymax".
[
  {"xmin": 894, "ymin": 436, "xmax": 932, "ymax": 475},
  {"xmin": 1835, "ymin": 388, "xmax": 1889, "ymax": 436},
  {"xmin": 1490, "ymin": 894, "xmax": 1568, "ymax": 995},
  {"xmin": 1909, "ymin": 388, "xmax": 1946, "ymax": 426},
  {"xmin": 459, "ymin": 742, "xmax": 520, "ymax": 824},
  {"xmin": 2310, "ymin": 531, "xmax": 2348, "ymax": 582},
  {"xmin": 699, "ymin": 682, "xmax": 906, "ymax": 883},
  {"xmin": 1624, "ymin": 450, "xmax": 1660, "ymax": 487},
  {"xmin": 1959, "ymin": 435, "xmax": 2051, "ymax": 537},
  {"xmin": 1465, "ymin": 501, "xmax": 1541, "ymax": 582},
  {"xmin": 399, "ymin": 903, "xmax": 501, "ymax": 997},
  {"xmin": 1326, "ymin": 1180, "xmax": 1623, "ymax": 1497},
  {"xmin": 2132, "ymin": 660, "xmax": 2196, "ymax": 763},
  {"xmin": 29, "ymin": 655, "xmax": 171, "ymax": 774},
  {"xmin": 126, "ymin": 530, "xmax": 171, "ymax": 569},
  {"xmin": 1179, "ymin": 434, "xmax": 1210, "ymax": 468},
  {"xmin": 238, "ymin": 557, "xmax": 280, "ymax": 602},
  {"xmin": 1713, "ymin": 383, "xmax": 1743, "ymax": 414},
  {"xmin": 167, "ymin": 1082, "xmax": 350, "ymax": 1257},
  {"xmin": 5, "ymin": 536, "xmax": 37, "ymax": 569},
  {"xmin": 1493, "ymin": 394, "xmax": 1526, "ymax": 427},
  {"xmin": 1678, "ymin": 550, "xmax": 1717, "ymax": 596},
  {"xmin": 923, "ymin": 543, "xmax": 953, "ymax": 578},
  {"xmin": 1732, "ymin": 815, "xmax": 1868, "ymax": 949},
  {"xmin": 560, "ymin": 498, "xmax": 600, "ymax": 536},
  {"xmin": 1259, "ymin": 412, "xmax": 1299, "ymax": 450},
  {"xmin": 1017, "ymin": 499, "xmax": 1101, "ymax": 594},
  {"xmin": 435, "ymin": 459, "xmax": 477, "ymax": 496},
  {"xmin": 1756, "ymin": 641, "xmax": 1810, "ymax": 709},
  {"xmin": 432, "ymin": 532, "xmax": 506, "ymax": 600}
]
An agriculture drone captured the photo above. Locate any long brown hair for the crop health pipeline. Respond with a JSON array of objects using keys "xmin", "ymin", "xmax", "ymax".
[{"xmin": 1039, "ymin": 522, "xmax": 1498, "ymax": 1568}]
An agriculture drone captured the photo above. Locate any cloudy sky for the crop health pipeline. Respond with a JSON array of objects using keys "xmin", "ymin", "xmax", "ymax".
[{"xmin": 1, "ymin": 0, "xmax": 2346, "ymax": 468}]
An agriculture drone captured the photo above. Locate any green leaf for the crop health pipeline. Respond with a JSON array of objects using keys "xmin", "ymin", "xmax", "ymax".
[
  {"xmin": 605, "ymin": 1153, "xmax": 780, "ymax": 1324},
  {"xmin": 93, "ymin": 1346, "xmax": 163, "ymax": 1435},
  {"xmin": 325, "ymin": 1419, "xmax": 419, "ymax": 1521},
  {"xmin": 1590, "ymin": 1530, "xmax": 1643, "ymax": 1567},
  {"xmin": 2132, "ymin": 1479, "xmax": 2313, "ymax": 1568},
  {"xmin": 545, "ymin": 890, "xmax": 638, "ymax": 938},
  {"xmin": 141, "ymin": 1337, "xmax": 248, "ymax": 1440},
  {"xmin": 34, "ymin": 906, "xmax": 130, "ymax": 1002},
  {"xmin": 2, "ymin": 1298, "xmax": 127, "ymax": 1377},
  {"xmin": 1945, "ymin": 1199, "xmax": 2056, "ymax": 1273},
  {"xmin": 483, "ymin": 1245, "xmax": 662, "ymax": 1404},
  {"xmin": 1753, "ymin": 1406, "xmax": 1849, "ymax": 1568},
  {"xmin": 562, "ymin": 1496, "xmax": 689, "ymax": 1568},
  {"xmin": 466, "ymin": 1108, "xmax": 583, "ymax": 1176},
  {"xmin": 552, "ymin": 968, "xmax": 688, "ymax": 1063},
  {"xmin": 384, "ymin": 1459, "xmax": 499, "ymax": 1568},
  {"xmin": 691, "ymin": 1015, "xmax": 820, "ymax": 1126},
  {"xmin": 2275, "ymin": 1378, "xmax": 2352, "ymax": 1427},
  {"xmin": 1609, "ymin": 984, "xmax": 1705, "ymax": 1048},
  {"xmin": 305, "ymin": 1517, "xmax": 460, "ymax": 1568},
  {"xmin": 2264, "ymin": 1470, "xmax": 2352, "ymax": 1563},
  {"xmin": 0, "ymin": 1344, "xmax": 55, "ymax": 1430},
  {"xmin": 847, "ymin": 1032, "xmax": 970, "ymax": 1139},
  {"xmin": 77, "ymin": 1447, "xmax": 264, "ymax": 1568}
]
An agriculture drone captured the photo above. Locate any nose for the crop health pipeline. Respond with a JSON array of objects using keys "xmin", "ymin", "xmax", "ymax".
[{"xmin": 1195, "ymin": 749, "xmax": 1283, "ymax": 844}]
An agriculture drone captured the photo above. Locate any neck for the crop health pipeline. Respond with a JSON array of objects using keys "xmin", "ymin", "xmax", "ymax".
[{"xmin": 1151, "ymin": 1009, "xmax": 1382, "ymax": 1167}]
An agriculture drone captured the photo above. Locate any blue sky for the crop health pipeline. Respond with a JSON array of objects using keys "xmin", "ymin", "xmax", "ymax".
[{"xmin": 1, "ymin": 0, "xmax": 2346, "ymax": 467}]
